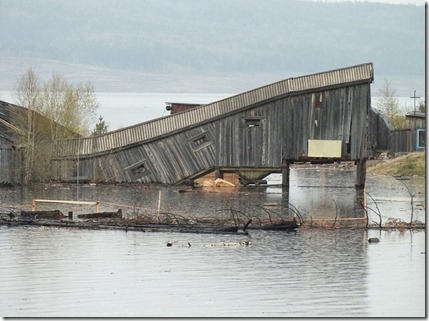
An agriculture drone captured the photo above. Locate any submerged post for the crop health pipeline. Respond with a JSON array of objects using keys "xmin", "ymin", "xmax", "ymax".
[
  {"xmin": 282, "ymin": 159, "xmax": 290, "ymax": 187},
  {"xmin": 157, "ymin": 190, "xmax": 161, "ymax": 223},
  {"xmin": 356, "ymin": 159, "xmax": 367, "ymax": 188}
]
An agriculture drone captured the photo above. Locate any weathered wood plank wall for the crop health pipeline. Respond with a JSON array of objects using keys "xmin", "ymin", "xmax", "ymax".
[
  {"xmin": 368, "ymin": 108, "xmax": 393, "ymax": 153},
  {"xmin": 0, "ymin": 137, "xmax": 13, "ymax": 184},
  {"xmin": 390, "ymin": 129, "xmax": 414, "ymax": 154},
  {"xmin": 47, "ymin": 63, "xmax": 374, "ymax": 184},
  {"xmin": 51, "ymin": 83, "xmax": 371, "ymax": 184}
]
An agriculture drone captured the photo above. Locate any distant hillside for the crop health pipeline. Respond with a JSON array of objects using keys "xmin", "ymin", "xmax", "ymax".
[{"xmin": 0, "ymin": 0, "xmax": 425, "ymax": 93}]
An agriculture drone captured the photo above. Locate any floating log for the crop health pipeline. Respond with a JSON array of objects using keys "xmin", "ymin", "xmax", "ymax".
[
  {"xmin": 368, "ymin": 237, "xmax": 380, "ymax": 243},
  {"xmin": 177, "ymin": 225, "xmax": 239, "ymax": 234},
  {"xmin": 263, "ymin": 202, "xmax": 278, "ymax": 207},
  {"xmin": 206, "ymin": 241, "xmax": 251, "ymax": 247},
  {"xmin": 77, "ymin": 209, "xmax": 122, "ymax": 219},
  {"xmin": 21, "ymin": 210, "xmax": 66, "ymax": 220},
  {"xmin": 245, "ymin": 221, "xmax": 299, "ymax": 231},
  {"xmin": 1, "ymin": 212, "xmax": 297, "ymax": 234},
  {"xmin": 61, "ymin": 176, "xmax": 90, "ymax": 183}
]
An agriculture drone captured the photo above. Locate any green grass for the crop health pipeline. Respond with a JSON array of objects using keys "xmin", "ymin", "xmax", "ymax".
[{"xmin": 368, "ymin": 152, "xmax": 426, "ymax": 177}]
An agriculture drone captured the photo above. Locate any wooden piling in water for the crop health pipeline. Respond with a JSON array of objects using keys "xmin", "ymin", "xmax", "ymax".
[
  {"xmin": 356, "ymin": 159, "xmax": 367, "ymax": 188},
  {"xmin": 282, "ymin": 160, "xmax": 290, "ymax": 187}
]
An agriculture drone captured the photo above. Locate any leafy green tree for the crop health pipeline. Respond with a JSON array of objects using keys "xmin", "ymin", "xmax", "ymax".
[
  {"xmin": 418, "ymin": 100, "xmax": 425, "ymax": 113},
  {"xmin": 92, "ymin": 116, "xmax": 109, "ymax": 136}
]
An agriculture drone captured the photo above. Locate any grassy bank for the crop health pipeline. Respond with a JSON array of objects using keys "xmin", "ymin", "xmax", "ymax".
[{"xmin": 367, "ymin": 152, "xmax": 426, "ymax": 177}]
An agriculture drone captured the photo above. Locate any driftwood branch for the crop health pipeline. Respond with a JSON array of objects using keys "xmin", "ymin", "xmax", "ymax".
[{"xmin": 361, "ymin": 191, "xmax": 382, "ymax": 228}]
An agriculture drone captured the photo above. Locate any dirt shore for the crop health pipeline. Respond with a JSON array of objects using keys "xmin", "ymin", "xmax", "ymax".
[{"xmin": 366, "ymin": 152, "xmax": 425, "ymax": 177}]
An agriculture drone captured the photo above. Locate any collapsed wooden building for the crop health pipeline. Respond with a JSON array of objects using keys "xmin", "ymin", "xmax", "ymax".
[
  {"xmin": 0, "ymin": 63, "xmax": 384, "ymax": 187},
  {"xmin": 42, "ymin": 63, "xmax": 373, "ymax": 186}
]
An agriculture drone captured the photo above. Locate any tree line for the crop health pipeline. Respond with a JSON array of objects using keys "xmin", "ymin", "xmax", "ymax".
[
  {"xmin": 11, "ymin": 68, "xmax": 108, "ymax": 185},
  {"xmin": 377, "ymin": 78, "xmax": 425, "ymax": 129}
]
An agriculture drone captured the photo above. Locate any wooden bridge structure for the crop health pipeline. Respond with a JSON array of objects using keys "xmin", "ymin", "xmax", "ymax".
[
  {"xmin": 49, "ymin": 63, "xmax": 374, "ymax": 187},
  {"xmin": 3, "ymin": 63, "xmax": 375, "ymax": 187}
]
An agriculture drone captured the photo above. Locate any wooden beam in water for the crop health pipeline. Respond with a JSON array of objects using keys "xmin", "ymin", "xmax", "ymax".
[{"xmin": 32, "ymin": 199, "xmax": 100, "ymax": 213}]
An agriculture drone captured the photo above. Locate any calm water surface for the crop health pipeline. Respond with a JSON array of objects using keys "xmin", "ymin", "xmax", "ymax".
[
  {"xmin": 0, "ymin": 227, "xmax": 425, "ymax": 317},
  {"xmin": 0, "ymin": 167, "xmax": 426, "ymax": 317}
]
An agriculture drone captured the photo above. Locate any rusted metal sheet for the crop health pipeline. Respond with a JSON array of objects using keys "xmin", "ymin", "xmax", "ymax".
[{"xmin": 166, "ymin": 102, "xmax": 202, "ymax": 114}]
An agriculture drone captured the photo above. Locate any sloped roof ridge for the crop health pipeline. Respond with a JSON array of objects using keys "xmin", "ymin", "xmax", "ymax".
[{"xmin": 53, "ymin": 62, "xmax": 373, "ymax": 156}]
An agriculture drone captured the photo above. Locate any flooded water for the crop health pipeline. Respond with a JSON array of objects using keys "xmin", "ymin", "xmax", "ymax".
[
  {"xmin": 0, "ymin": 167, "xmax": 426, "ymax": 317},
  {"xmin": 0, "ymin": 227, "xmax": 425, "ymax": 317}
]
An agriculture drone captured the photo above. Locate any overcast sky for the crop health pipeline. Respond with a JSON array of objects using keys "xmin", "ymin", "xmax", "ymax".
[{"xmin": 306, "ymin": 0, "xmax": 425, "ymax": 4}]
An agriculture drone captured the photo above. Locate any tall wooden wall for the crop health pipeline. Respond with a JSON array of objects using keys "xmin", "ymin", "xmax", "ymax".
[
  {"xmin": 0, "ymin": 136, "xmax": 13, "ymax": 184},
  {"xmin": 368, "ymin": 108, "xmax": 393, "ymax": 154},
  {"xmin": 48, "ymin": 63, "xmax": 374, "ymax": 185}
]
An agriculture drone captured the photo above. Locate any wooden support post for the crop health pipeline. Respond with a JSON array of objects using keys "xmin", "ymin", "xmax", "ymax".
[
  {"xmin": 282, "ymin": 160, "xmax": 290, "ymax": 187},
  {"xmin": 215, "ymin": 167, "xmax": 223, "ymax": 179},
  {"xmin": 157, "ymin": 190, "xmax": 161, "ymax": 223},
  {"xmin": 356, "ymin": 159, "xmax": 367, "ymax": 188}
]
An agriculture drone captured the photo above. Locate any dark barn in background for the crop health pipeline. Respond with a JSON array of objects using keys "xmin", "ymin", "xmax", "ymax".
[
  {"xmin": 166, "ymin": 102, "xmax": 202, "ymax": 114},
  {"xmin": 48, "ymin": 63, "xmax": 374, "ymax": 187}
]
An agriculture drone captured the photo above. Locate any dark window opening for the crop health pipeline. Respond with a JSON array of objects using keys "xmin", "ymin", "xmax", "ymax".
[
  {"xmin": 245, "ymin": 118, "xmax": 261, "ymax": 128},
  {"xmin": 124, "ymin": 159, "xmax": 151, "ymax": 179},
  {"xmin": 189, "ymin": 132, "xmax": 213, "ymax": 152},
  {"xmin": 134, "ymin": 165, "xmax": 147, "ymax": 175},
  {"xmin": 314, "ymin": 92, "xmax": 323, "ymax": 108},
  {"xmin": 131, "ymin": 163, "xmax": 151, "ymax": 178},
  {"xmin": 193, "ymin": 135, "xmax": 208, "ymax": 146}
]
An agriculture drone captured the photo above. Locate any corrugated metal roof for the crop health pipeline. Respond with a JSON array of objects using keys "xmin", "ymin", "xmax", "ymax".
[{"xmin": 53, "ymin": 63, "xmax": 373, "ymax": 157}]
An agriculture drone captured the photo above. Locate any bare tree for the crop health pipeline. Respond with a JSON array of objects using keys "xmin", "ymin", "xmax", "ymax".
[
  {"xmin": 12, "ymin": 68, "xmax": 41, "ymax": 185},
  {"xmin": 39, "ymin": 74, "xmax": 99, "ymax": 138},
  {"xmin": 377, "ymin": 78, "xmax": 409, "ymax": 129},
  {"xmin": 39, "ymin": 72, "xmax": 70, "ymax": 140},
  {"xmin": 396, "ymin": 178, "xmax": 414, "ymax": 227},
  {"xmin": 12, "ymin": 69, "xmax": 100, "ymax": 184}
]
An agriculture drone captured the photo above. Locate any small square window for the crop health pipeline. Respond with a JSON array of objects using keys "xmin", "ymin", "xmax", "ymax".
[
  {"xmin": 188, "ymin": 132, "xmax": 213, "ymax": 152},
  {"xmin": 123, "ymin": 159, "xmax": 151, "ymax": 179},
  {"xmin": 314, "ymin": 92, "xmax": 323, "ymax": 108},
  {"xmin": 416, "ymin": 129, "xmax": 425, "ymax": 150},
  {"xmin": 246, "ymin": 119, "xmax": 261, "ymax": 128}
]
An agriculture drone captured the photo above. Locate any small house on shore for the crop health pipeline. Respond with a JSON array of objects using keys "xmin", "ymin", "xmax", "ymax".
[{"xmin": 389, "ymin": 111, "xmax": 426, "ymax": 154}]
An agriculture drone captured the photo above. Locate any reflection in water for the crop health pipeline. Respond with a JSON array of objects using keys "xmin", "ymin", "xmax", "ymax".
[
  {"xmin": 2, "ymin": 167, "xmax": 424, "ymax": 225},
  {"xmin": 0, "ymin": 227, "xmax": 425, "ymax": 317},
  {"xmin": 0, "ymin": 167, "xmax": 425, "ymax": 317}
]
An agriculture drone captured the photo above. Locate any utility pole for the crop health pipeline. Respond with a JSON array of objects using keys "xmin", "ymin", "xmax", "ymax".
[
  {"xmin": 410, "ymin": 90, "xmax": 420, "ymax": 118},
  {"xmin": 410, "ymin": 90, "xmax": 420, "ymax": 150}
]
